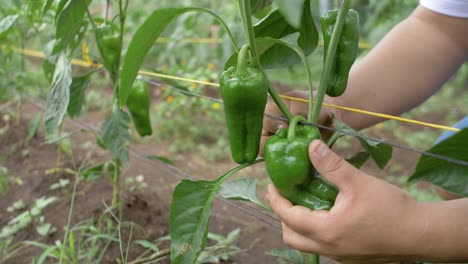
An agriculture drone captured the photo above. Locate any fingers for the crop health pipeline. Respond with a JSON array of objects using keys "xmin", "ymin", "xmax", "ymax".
[
  {"xmin": 262, "ymin": 91, "xmax": 309, "ymax": 134},
  {"xmin": 267, "ymin": 184, "xmax": 325, "ymax": 235},
  {"xmin": 309, "ymin": 140, "xmax": 359, "ymax": 191},
  {"xmin": 281, "ymin": 223, "xmax": 320, "ymax": 253}
]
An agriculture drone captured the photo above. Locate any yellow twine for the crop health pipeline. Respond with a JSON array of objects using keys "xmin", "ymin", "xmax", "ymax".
[{"xmin": 8, "ymin": 46, "xmax": 460, "ymax": 132}]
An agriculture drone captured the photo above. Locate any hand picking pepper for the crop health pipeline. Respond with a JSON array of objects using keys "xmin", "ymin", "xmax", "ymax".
[
  {"xmin": 220, "ymin": 45, "xmax": 268, "ymax": 164},
  {"xmin": 320, "ymin": 9, "xmax": 359, "ymax": 97},
  {"xmin": 264, "ymin": 116, "xmax": 338, "ymax": 210},
  {"xmin": 127, "ymin": 79, "xmax": 152, "ymax": 137},
  {"xmin": 95, "ymin": 23, "xmax": 121, "ymax": 79}
]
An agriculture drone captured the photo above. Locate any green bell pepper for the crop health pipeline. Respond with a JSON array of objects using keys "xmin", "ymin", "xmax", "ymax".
[
  {"xmin": 264, "ymin": 116, "xmax": 337, "ymax": 210},
  {"xmin": 95, "ymin": 23, "xmax": 121, "ymax": 79},
  {"xmin": 321, "ymin": 9, "xmax": 360, "ymax": 97},
  {"xmin": 220, "ymin": 45, "xmax": 268, "ymax": 164},
  {"xmin": 127, "ymin": 79, "xmax": 152, "ymax": 137}
]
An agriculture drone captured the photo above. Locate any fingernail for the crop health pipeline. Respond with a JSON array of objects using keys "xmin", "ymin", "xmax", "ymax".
[{"xmin": 314, "ymin": 140, "xmax": 329, "ymax": 157}]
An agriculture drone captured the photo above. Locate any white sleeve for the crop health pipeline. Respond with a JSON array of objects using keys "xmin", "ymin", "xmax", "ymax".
[{"xmin": 420, "ymin": 0, "xmax": 468, "ymax": 18}]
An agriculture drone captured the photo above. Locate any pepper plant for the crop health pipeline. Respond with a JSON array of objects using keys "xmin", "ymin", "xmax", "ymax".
[
  {"xmin": 117, "ymin": 0, "xmax": 392, "ymax": 263},
  {"xmin": 41, "ymin": 0, "xmax": 153, "ymax": 218}
]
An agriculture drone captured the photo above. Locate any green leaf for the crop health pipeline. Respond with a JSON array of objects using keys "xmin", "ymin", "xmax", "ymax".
[
  {"xmin": 44, "ymin": 52, "xmax": 72, "ymax": 135},
  {"xmin": 250, "ymin": 0, "xmax": 273, "ymax": 14},
  {"xmin": 144, "ymin": 155, "xmax": 175, "ymax": 166},
  {"xmin": 358, "ymin": 138, "xmax": 392, "ymax": 169},
  {"xmin": 267, "ymin": 248, "xmax": 316, "ymax": 264},
  {"xmin": 408, "ymin": 128, "xmax": 468, "ymax": 196},
  {"xmin": 100, "ymin": 105, "xmax": 131, "ymax": 163},
  {"xmin": 36, "ymin": 223, "xmax": 56, "ymax": 237},
  {"xmin": 331, "ymin": 118, "xmax": 393, "ymax": 169},
  {"xmin": 54, "ymin": 0, "xmax": 92, "ymax": 53},
  {"xmin": 170, "ymin": 162, "xmax": 261, "ymax": 263},
  {"xmin": 67, "ymin": 74, "xmax": 91, "ymax": 118},
  {"xmin": 120, "ymin": 6, "xmax": 235, "ymax": 106},
  {"xmin": 0, "ymin": 14, "xmax": 19, "ymax": 37},
  {"xmin": 134, "ymin": 240, "xmax": 159, "ymax": 252},
  {"xmin": 170, "ymin": 178, "xmax": 225, "ymax": 264},
  {"xmin": 80, "ymin": 163, "xmax": 105, "ymax": 180},
  {"xmin": 218, "ymin": 179, "xmax": 270, "ymax": 210},
  {"xmin": 120, "ymin": 7, "xmax": 194, "ymax": 107},
  {"xmin": 226, "ymin": 1, "xmax": 317, "ymax": 69},
  {"xmin": 273, "ymin": 0, "xmax": 305, "ymax": 28},
  {"xmin": 27, "ymin": 113, "xmax": 42, "ymax": 143},
  {"xmin": 346, "ymin": 152, "xmax": 370, "ymax": 169},
  {"xmin": 42, "ymin": 0, "xmax": 55, "ymax": 16}
]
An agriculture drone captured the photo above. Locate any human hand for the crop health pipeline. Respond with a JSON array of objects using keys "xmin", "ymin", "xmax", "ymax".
[
  {"xmin": 260, "ymin": 91, "xmax": 337, "ymax": 155},
  {"xmin": 267, "ymin": 140, "xmax": 425, "ymax": 264}
]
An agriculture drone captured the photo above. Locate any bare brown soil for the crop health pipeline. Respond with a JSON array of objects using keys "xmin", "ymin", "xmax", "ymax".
[{"xmin": 0, "ymin": 95, "xmax": 438, "ymax": 264}]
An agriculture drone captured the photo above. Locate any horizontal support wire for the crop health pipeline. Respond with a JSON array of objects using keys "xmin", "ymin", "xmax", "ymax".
[
  {"xmin": 145, "ymin": 79, "xmax": 468, "ymax": 168},
  {"xmin": 7, "ymin": 45, "xmax": 460, "ymax": 132},
  {"xmin": 27, "ymin": 99, "xmax": 282, "ymax": 231}
]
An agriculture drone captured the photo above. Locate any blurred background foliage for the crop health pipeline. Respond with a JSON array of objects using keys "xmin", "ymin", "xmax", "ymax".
[{"xmin": 0, "ymin": 0, "xmax": 466, "ymax": 159}]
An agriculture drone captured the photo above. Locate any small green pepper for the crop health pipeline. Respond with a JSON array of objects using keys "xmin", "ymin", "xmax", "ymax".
[
  {"xmin": 220, "ymin": 45, "xmax": 268, "ymax": 164},
  {"xmin": 127, "ymin": 79, "xmax": 152, "ymax": 137},
  {"xmin": 95, "ymin": 23, "xmax": 121, "ymax": 78},
  {"xmin": 264, "ymin": 116, "xmax": 336, "ymax": 210},
  {"xmin": 321, "ymin": 9, "xmax": 359, "ymax": 97}
]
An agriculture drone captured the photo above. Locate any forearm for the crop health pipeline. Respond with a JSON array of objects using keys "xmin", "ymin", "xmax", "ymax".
[
  {"xmin": 332, "ymin": 6, "xmax": 467, "ymax": 130},
  {"xmin": 411, "ymin": 198, "xmax": 468, "ymax": 262}
]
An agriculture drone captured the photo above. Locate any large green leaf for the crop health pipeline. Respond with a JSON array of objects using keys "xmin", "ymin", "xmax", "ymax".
[
  {"xmin": 100, "ymin": 105, "xmax": 131, "ymax": 163},
  {"xmin": 53, "ymin": 0, "xmax": 91, "ymax": 53},
  {"xmin": 170, "ymin": 162, "xmax": 261, "ymax": 263},
  {"xmin": 0, "ymin": 14, "xmax": 19, "ymax": 38},
  {"xmin": 225, "ymin": 0, "xmax": 317, "ymax": 69},
  {"xmin": 44, "ymin": 52, "xmax": 72, "ymax": 135},
  {"xmin": 67, "ymin": 74, "xmax": 91, "ymax": 118},
  {"xmin": 408, "ymin": 128, "xmax": 468, "ymax": 196},
  {"xmin": 218, "ymin": 178, "xmax": 270, "ymax": 210},
  {"xmin": 170, "ymin": 179, "xmax": 222, "ymax": 264},
  {"xmin": 120, "ymin": 7, "xmax": 211, "ymax": 107},
  {"xmin": 273, "ymin": 0, "xmax": 306, "ymax": 28}
]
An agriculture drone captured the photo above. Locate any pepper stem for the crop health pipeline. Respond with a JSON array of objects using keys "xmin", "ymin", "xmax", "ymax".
[
  {"xmin": 310, "ymin": 0, "xmax": 350, "ymax": 123},
  {"xmin": 236, "ymin": 44, "xmax": 250, "ymax": 77},
  {"xmin": 287, "ymin": 115, "xmax": 307, "ymax": 140}
]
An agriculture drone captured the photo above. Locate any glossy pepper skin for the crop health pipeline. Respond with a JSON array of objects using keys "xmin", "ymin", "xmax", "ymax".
[
  {"xmin": 264, "ymin": 116, "xmax": 338, "ymax": 210},
  {"xmin": 320, "ymin": 9, "xmax": 359, "ymax": 97},
  {"xmin": 220, "ymin": 45, "xmax": 268, "ymax": 164},
  {"xmin": 127, "ymin": 79, "xmax": 152, "ymax": 137},
  {"xmin": 95, "ymin": 24, "xmax": 121, "ymax": 78}
]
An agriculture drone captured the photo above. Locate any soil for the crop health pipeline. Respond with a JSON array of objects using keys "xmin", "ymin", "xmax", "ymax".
[{"xmin": 0, "ymin": 95, "xmax": 435, "ymax": 264}]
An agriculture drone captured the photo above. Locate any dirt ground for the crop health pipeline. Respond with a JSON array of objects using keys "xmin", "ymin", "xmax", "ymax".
[{"xmin": 0, "ymin": 96, "xmax": 435, "ymax": 264}]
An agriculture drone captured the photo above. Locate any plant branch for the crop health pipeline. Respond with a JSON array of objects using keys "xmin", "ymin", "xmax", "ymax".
[{"xmin": 311, "ymin": 0, "xmax": 350, "ymax": 123}]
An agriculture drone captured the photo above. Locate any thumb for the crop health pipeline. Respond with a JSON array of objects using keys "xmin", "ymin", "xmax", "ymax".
[{"xmin": 309, "ymin": 140, "xmax": 357, "ymax": 190}]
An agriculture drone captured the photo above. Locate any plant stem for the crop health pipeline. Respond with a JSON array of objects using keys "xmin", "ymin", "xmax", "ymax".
[
  {"xmin": 311, "ymin": 253, "xmax": 320, "ymax": 264},
  {"xmin": 111, "ymin": 158, "xmax": 122, "ymax": 220},
  {"xmin": 310, "ymin": 0, "xmax": 350, "ymax": 123},
  {"xmin": 239, "ymin": 0, "xmax": 258, "ymax": 66},
  {"xmin": 236, "ymin": 44, "xmax": 250, "ymax": 77},
  {"xmin": 238, "ymin": 0, "xmax": 293, "ymax": 120},
  {"xmin": 287, "ymin": 115, "xmax": 306, "ymax": 140}
]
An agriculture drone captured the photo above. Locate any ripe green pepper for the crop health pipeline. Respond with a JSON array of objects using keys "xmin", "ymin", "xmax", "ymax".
[
  {"xmin": 95, "ymin": 23, "xmax": 121, "ymax": 78},
  {"xmin": 264, "ymin": 116, "xmax": 337, "ymax": 210},
  {"xmin": 320, "ymin": 9, "xmax": 359, "ymax": 97},
  {"xmin": 127, "ymin": 79, "xmax": 152, "ymax": 137},
  {"xmin": 220, "ymin": 45, "xmax": 268, "ymax": 164}
]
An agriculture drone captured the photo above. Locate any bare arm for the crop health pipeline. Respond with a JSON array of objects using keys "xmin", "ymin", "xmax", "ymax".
[
  {"xmin": 334, "ymin": 5, "xmax": 468, "ymax": 129},
  {"xmin": 262, "ymin": 5, "xmax": 467, "ymax": 137}
]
